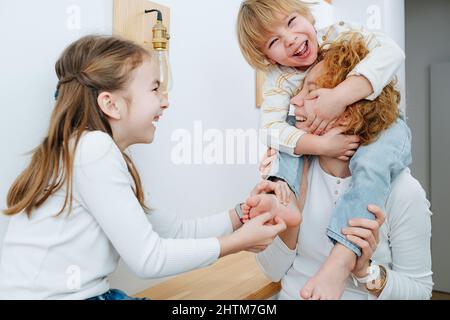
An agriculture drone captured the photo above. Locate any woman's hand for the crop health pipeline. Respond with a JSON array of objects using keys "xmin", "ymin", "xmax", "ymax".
[
  {"xmin": 250, "ymin": 179, "xmax": 292, "ymax": 206},
  {"xmin": 342, "ymin": 205, "xmax": 386, "ymax": 278},
  {"xmin": 219, "ymin": 212, "xmax": 287, "ymax": 256}
]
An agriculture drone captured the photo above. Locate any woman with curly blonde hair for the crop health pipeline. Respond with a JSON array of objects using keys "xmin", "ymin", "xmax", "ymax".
[
  {"xmin": 313, "ymin": 33, "xmax": 400, "ymax": 146},
  {"xmin": 251, "ymin": 33, "xmax": 433, "ymax": 299}
]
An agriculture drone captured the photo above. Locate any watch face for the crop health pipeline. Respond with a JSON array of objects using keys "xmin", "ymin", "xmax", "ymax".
[
  {"xmin": 366, "ymin": 278, "xmax": 383, "ymax": 291},
  {"xmin": 366, "ymin": 266, "xmax": 386, "ymax": 291}
]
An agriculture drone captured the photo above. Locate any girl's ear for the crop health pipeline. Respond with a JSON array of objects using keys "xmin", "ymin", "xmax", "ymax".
[{"xmin": 97, "ymin": 92, "xmax": 121, "ymax": 120}]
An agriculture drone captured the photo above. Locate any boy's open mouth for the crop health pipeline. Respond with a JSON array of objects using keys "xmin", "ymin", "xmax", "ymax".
[{"xmin": 293, "ymin": 40, "xmax": 309, "ymax": 58}]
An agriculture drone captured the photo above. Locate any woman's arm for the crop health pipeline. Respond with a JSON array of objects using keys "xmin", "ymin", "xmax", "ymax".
[{"xmin": 371, "ymin": 172, "xmax": 433, "ymax": 300}]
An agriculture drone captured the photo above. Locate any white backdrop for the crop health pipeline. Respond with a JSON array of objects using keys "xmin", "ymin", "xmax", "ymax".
[{"xmin": 0, "ymin": 0, "xmax": 404, "ymax": 295}]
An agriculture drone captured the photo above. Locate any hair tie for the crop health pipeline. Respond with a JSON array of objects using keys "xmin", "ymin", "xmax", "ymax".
[{"xmin": 54, "ymin": 73, "xmax": 98, "ymax": 100}]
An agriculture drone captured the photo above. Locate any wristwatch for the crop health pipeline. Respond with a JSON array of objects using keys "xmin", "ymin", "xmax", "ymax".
[
  {"xmin": 235, "ymin": 203, "xmax": 245, "ymax": 223},
  {"xmin": 366, "ymin": 264, "xmax": 387, "ymax": 293},
  {"xmin": 353, "ymin": 263, "xmax": 387, "ymax": 294}
]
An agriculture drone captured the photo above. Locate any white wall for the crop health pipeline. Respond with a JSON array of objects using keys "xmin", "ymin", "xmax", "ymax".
[
  {"xmin": 333, "ymin": 0, "xmax": 406, "ymax": 111},
  {"xmin": 0, "ymin": 0, "xmax": 405, "ymax": 296}
]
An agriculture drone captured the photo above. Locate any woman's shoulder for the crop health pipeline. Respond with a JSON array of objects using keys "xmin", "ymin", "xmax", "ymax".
[
  {"xmin": 74, "ymin": 131, "xmax": 124, "ymax": 167},
  {"xmin": 386, "ymin": 169, "xmax": 432, "ymax": 223}
]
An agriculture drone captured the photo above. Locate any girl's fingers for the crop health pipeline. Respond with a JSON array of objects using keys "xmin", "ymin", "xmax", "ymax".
[
  {"xmin": 349, "ymin": 143, "xmax": 359, "ymax": 150},
  {"xmin": 337, "ymin": 156, "xmax": 350, "ymax": 161},
  {"xmin": 248, "ymin": 245, "xmax": 268, "ymax": 252},
  {"xmin": 252, "ymin": 211, "xmax": 275, "ymax": 224},
  {"xmin": 270, "ymin": 216, "xmax": 287, "ymax": 234}
]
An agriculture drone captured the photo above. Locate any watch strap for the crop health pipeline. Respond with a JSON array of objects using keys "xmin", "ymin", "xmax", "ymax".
[{"xmin": 235, "ymin": 203, "xmax": 245, "ymax": 222}]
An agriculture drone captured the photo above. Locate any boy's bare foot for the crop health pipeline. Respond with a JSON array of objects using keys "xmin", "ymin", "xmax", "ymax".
[
  {"xmin": 245, "ymin": 193, "xmax": 301, "ymax": 228},
  {"xmin": 300, "ymin": 243, "xmax": 356, "ymax": 300}
]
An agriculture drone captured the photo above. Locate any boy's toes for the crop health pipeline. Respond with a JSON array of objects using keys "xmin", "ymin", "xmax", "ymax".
[
  {"xmin": 311, "ymin": 292, "xmax": 321, "ymax": 300},
  {"xmin": 300, "ymin": 281, "xmax": 315, "ymax": 300},
  {"xmin": 241, "ymin": 203, "xmax": 250, "ymax": 215}
]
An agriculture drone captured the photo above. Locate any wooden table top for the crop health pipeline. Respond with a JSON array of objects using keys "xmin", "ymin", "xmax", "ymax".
[{"xmin": 134, "ymin": 251, "xmax": 281, "ymax": 300}]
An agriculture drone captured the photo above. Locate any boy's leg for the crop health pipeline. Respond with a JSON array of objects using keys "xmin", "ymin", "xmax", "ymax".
[
  {"xmin": 245, "ymin": 116, "xmax": 304, "ymax": 227},
  {"xmin": 327, "ymin": 117, "xmax": 412, "ymax": 256},
  {"xmin": 264, "ymin": 116, "xmax": 305, "ymax": 198}
]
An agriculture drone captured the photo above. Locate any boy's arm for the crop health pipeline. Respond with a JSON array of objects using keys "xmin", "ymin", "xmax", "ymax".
[
  {"xmin": 294, "ymin": 127, "xmax": 360, "ymax": 160},
  {"xmin": 260, "ymin": 68, "xmax": 307, "ymax": 157},
  {"xmin": 305, "ymin": 23, "xmax": 405, "ymax": 133},
  {"xmin": 340, "ymin": 22, "xmax": 405, "ymax": 101},
  {"xmin": 332, "ymin": 73, "xmax": 374, "ymax": 112},
  {"xmin": 293, "ymin": 134, "xmax": 324, "ymax": 156},
  {"xmin": 305, "ymin": 76, "xmax": 373, "ymax": 129}
]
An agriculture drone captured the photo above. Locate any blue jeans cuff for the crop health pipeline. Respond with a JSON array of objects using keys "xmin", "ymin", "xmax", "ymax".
[{"xmin": 327, "ymin": 228, "xmax": 361, "ymax": 257}]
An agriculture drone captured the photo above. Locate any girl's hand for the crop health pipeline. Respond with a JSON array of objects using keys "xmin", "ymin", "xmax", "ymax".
[
  {"xmin": 342, "ymin": 205, "xmax": 386, "ymax": 278},
  {"xmin": 219, "ymin": 213, "xmax": 286, "ymax": 256},
  {"xmin": 318, "ymin": 126, "xmax": 360, "ymax": 161}
]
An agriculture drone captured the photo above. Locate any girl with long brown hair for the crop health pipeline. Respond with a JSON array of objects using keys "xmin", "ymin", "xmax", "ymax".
[{"xmin": 0, "ymin": 35, "xmax": 288, "ymax": 300}]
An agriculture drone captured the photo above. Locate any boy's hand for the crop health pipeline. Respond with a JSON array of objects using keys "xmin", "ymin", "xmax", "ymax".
[
  {"xmin": 259, "ymin": 148, "xmax": 278, "ymax": 178},
  {"xmin": 303, "ymin": 88, "xmax": 347, "ymax": 135},
  {"xmin": 250, "ymin": 180, "xmax": 291, "ymax": 206},
  {"xmin": 318, "ymin": 127, "xmax": 360, "ymax": 161}
]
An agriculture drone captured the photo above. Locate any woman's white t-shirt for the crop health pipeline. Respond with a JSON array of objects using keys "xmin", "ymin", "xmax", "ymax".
[{"xmin": 257, "ymin": 157, "xmax": 433, "ymax": 300}]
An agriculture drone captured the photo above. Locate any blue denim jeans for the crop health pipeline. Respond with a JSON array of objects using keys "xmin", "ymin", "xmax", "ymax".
[
  {"xmin": 266, "ymin": 115, "xmax": 412, "ymax": 256},
  {"xmin": 87, "ymin": 289, "xmax": 149, "ymax": 300}
]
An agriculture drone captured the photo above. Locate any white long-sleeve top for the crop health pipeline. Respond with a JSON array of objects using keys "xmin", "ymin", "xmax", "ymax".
[
  {"xmin": 0, "ymin": 131, "xmax": 233, "ymax": 300},
  {"xmin": 260, "ymin": 21, "xmax": 406, "ymax": 156},
  {"xmin": 256, "ymin": 157, "xmax": 433, "ymax": 300}
]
